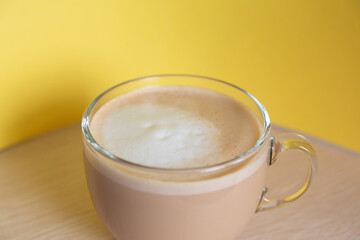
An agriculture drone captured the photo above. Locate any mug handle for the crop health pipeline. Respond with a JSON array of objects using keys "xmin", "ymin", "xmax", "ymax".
[{"xmin": 256, "ymin": 132, "xmax": 318, "ymax": 212}]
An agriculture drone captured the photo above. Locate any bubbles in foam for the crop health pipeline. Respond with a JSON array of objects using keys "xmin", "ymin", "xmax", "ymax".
[
  {"xmin": 142, "ymin": 122, "xmax": 156, "ymax": 129},
  {"xmin": 100, "ymin": 103, "xmax": 221, "ymax": 168},
  {"xmin": 90, "ymin": 86, "xmax": 262, "ymax": 170}
]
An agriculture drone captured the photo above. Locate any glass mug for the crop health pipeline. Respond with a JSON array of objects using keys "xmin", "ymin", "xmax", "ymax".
[{"xmin": 82, "ymin": 75, "xmax": 318, "ymax": 240}]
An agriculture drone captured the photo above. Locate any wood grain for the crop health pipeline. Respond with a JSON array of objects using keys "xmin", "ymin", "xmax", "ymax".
[{"xmin": 0, "ymin": 124, "xmax": 359, "ymax": 240}]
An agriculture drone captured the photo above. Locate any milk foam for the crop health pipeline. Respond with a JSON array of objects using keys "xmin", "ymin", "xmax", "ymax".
[
  {"xmin": 87, "ymin": 85, "xmax": 266, "ymax": 195},
  {"xmin": 91, "ymin": 86, "xmax": 262, "ymax": 169},
  {"xmin": 101, "ymin": 103, "xmax": 221, "ymax": 168}
]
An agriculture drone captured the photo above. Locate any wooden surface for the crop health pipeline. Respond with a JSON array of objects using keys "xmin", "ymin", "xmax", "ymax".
[{"xmin": 0, "ymin": 124, "xmax": 359, "ymax": 240}]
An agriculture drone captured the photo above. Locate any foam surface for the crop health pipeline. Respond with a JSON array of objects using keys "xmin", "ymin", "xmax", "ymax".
[
  {"xmin": 101, "ymin": 103, "xmax": 221, "ymax": 168},
  {"xmin": 90, "ymin": 86, "xmax": 261, "ymax": 169}
]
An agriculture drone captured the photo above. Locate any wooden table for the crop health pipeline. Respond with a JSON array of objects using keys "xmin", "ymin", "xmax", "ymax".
[{"xmin": 0, "ymin": 124, "xmax": 359, "ymax": 239}]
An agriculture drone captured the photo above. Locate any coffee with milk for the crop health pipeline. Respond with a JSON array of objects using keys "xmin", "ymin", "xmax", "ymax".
[{"xmin": 84, "ymin": 85, "xmax": 268, "ymax": 240}]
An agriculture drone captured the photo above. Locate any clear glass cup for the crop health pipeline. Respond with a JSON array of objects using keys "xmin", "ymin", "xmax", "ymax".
[{"xmin": 82, "ymin": 74, "xmax": 318, "ymax": 240}]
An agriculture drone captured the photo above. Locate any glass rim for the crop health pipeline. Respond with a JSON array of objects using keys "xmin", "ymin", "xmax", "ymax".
[{"xmin": 81, "ymin": 74, "xmax": 271, "ymax": 173}]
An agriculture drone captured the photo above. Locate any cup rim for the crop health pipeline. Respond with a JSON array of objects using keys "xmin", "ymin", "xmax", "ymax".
[{"xmin": 81, "ymin": 74, "xmax": 271, "ymax": 173}]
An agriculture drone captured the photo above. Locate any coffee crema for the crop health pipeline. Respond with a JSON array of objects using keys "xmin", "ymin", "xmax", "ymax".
[{"xmin": 90, "ymin": 86, "xmax": 261, "ymax": 169}]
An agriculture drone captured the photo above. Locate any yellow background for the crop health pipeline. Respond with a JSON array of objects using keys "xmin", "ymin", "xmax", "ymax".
[{"xmin": 1, "ymin": 0, "xmax": 359, "ymax": 152}]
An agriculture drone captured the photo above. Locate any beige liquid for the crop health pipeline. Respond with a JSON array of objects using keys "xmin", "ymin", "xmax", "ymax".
[{"xmin": 84, "ymin": 86, "xmax": 269, "ymax": 240}]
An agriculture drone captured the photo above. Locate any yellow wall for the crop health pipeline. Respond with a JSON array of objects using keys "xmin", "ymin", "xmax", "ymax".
[{"xmin": 1, "ymin": 0, "xmax": 359, "ymax": 152}]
